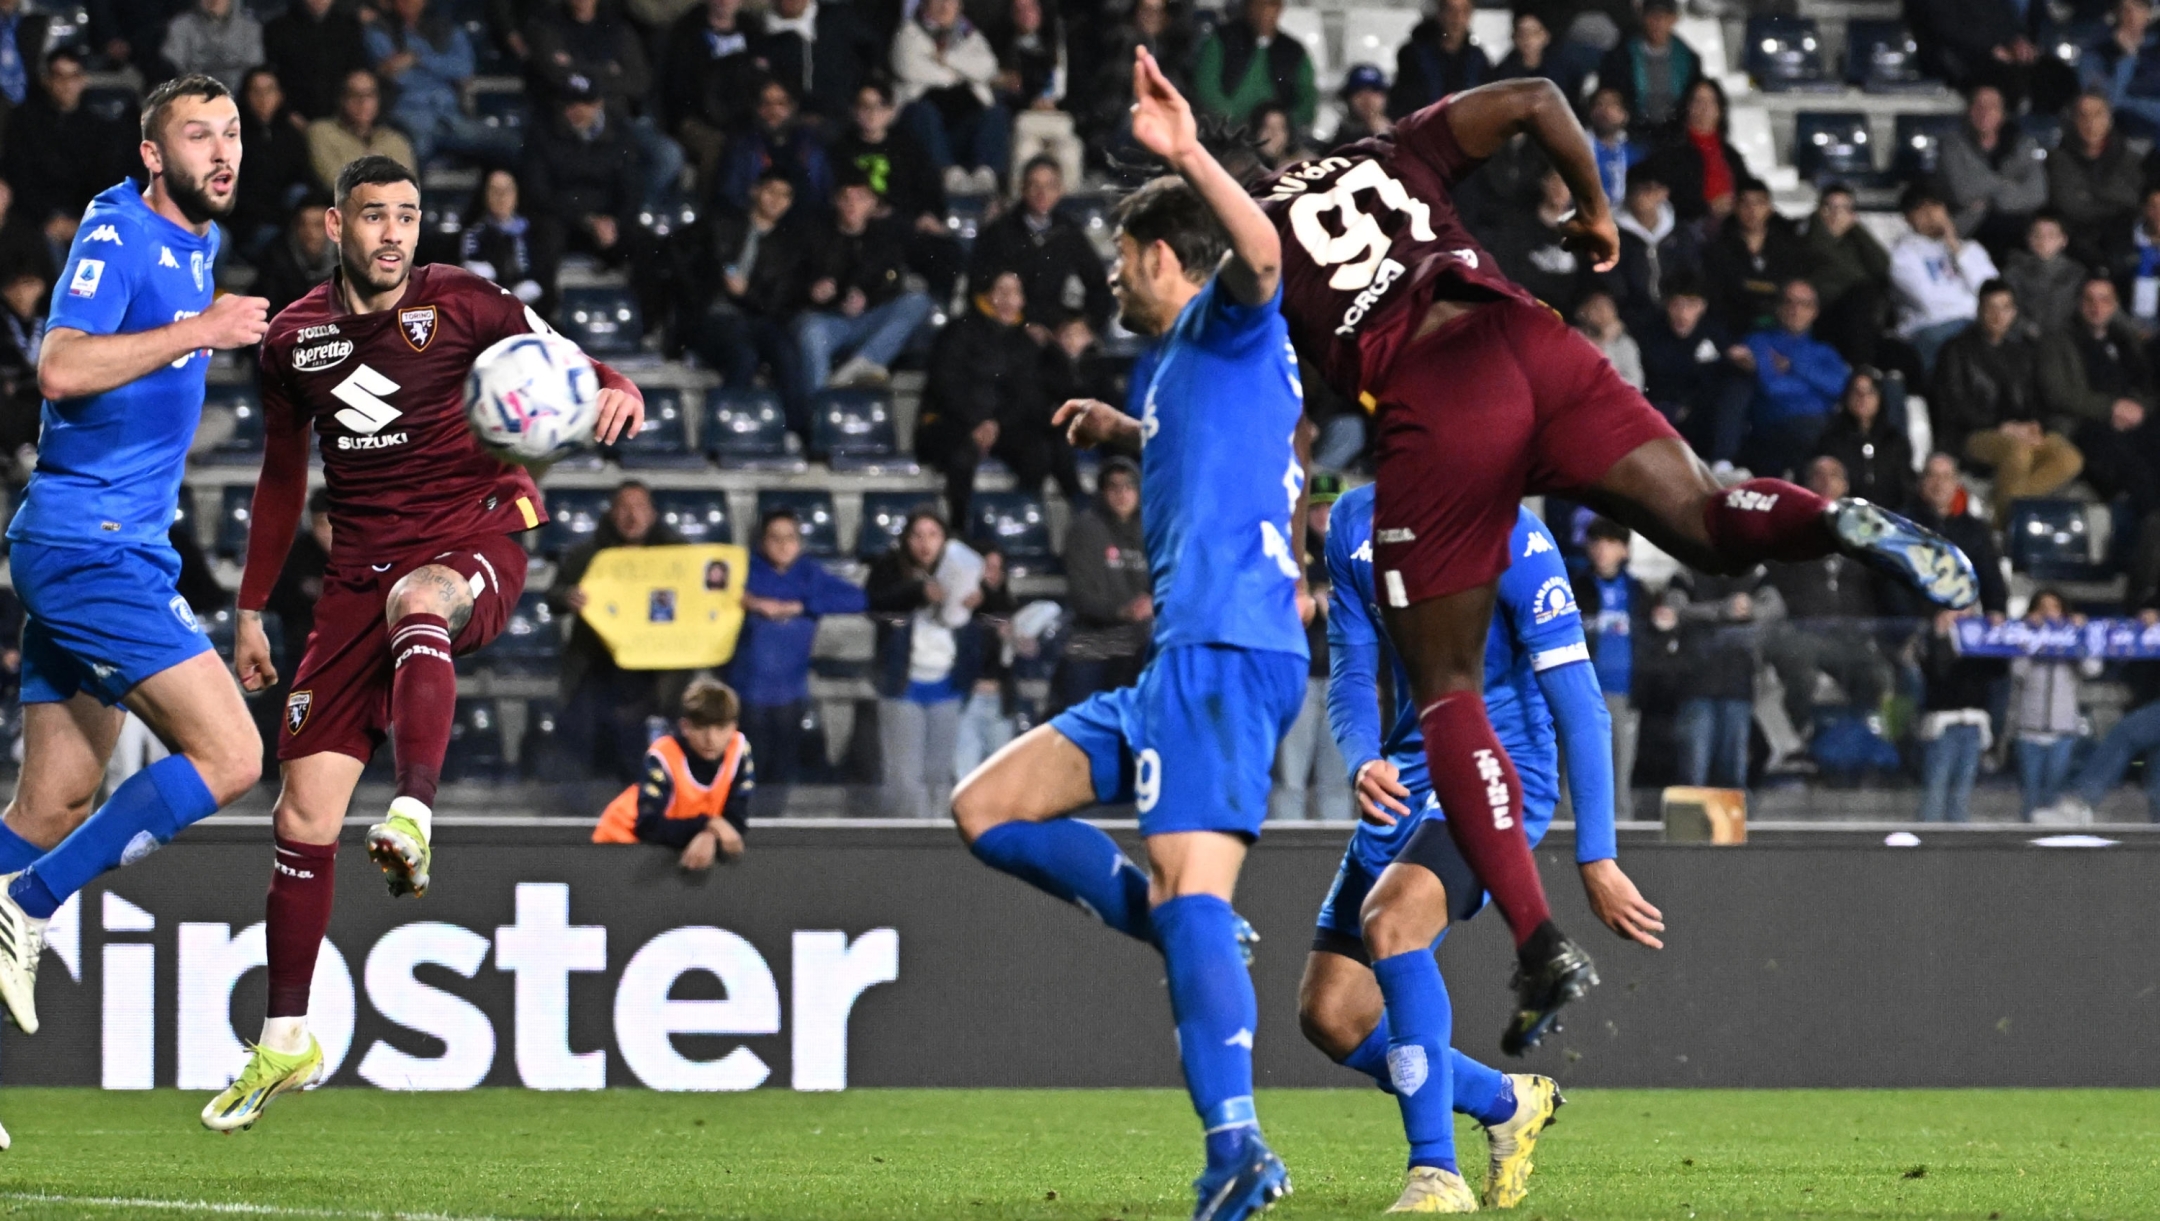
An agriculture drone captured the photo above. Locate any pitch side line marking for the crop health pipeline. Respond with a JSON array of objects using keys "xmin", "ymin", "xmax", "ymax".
[{"xmin": 0, "ymin": 1193, "xmax": 515, "ymax": 1220}]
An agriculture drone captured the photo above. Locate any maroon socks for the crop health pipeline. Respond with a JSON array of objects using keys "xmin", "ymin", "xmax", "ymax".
[
  {"xmin": 265, "ymin": 835, "xmax": 338, "ymax": 1018},
  {"xmin": 389, "ymin": 613, "xmax": 457, "ymax": 807},
  {"xmin": 1418, "ymin": 691, "xmax": 1551, "ymax": 948},
  {"xmin": 1701, "ymin": 478, "xmax": 1836, "ymax": 566}
]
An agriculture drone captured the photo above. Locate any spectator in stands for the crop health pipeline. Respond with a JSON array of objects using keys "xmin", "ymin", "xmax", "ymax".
[
  {"xmin": 1494, "ymin": 11, "xmax": 1561, "ymax": 86},
  {"xmin": 3, "ymin": 49, "xmax": 136, "ymax": 235},
  {"xmin": 1936, "ymin": 279, "xmax": 2082, "ymax": 517},
  {"xmin": 1194, "ymin": 0, "xmax": 1317, "ymax": 137},
  {"xmin": 1666, "ymin": 560, "xmax": 1779, "ymax": 790},
  {"xmin": 525, "ymin": 0, "xmax": 683, "ymax": 209},
  {"xmin": 918, "ymin": 267, "xmax": 1079, "ymax": 524},
  {"xmin": 1910, "ymin": 448, "xmax": 2013, "ymax": 619},
  {"xmin": 1910, "ymin": 0, "xmax": 2075, "ymax": 113},
  {"xmin": 732, "ymin": 506, "xmax": 868, "ymax": 810},
  {"xmin": 1703, "ymin": 178, "xmax": 1800, "ymax": 336},
  {"xmin": 753, "ymin": 0, "xmax": 882, "ymax": 122},
  {"xmin": 1576, "ymin": 290, "xmax": 1643, "ymax": 390},
  {"xmin": 994, "ymin": 0, "xmax": 1083, "ymax": 192},
  {"xmin": 1639, "ymin": 273, "xmax": 1736, "ymax": 451},
  {"xmin": 1058, "ymin": 455, "xmax": 1150, "ymax": 709},
  {"xmin": 1941, "ymin": 84, "xmax": 2048, "ymax": 262},
  {"xmin": 956, "ymin": 543, "xmax": 1024, "ymax": 775},
  {"xmin": 662, "ymin": 0, "xmax": 759, "ymax": 200},
  {"xmin": 2050, "ymin": 92, "xmax": 2145, "ymax": 269},
  {"xmin": 263, "ymin": 0, "xmax": 369, "ymax": 122},
  {"xmin": 2041, "ymin": 276, "xmax": 2160, "ymax": 527},
  {"xmin": 0, "ymin": 264, "xmax": 44, "ymax": 453},
  {"xmin": 1043, "ymin": 314, "xmax": 1127, "ymax": 409},
  {"xmin": 1606, "ymin": 163, "xmax": 1697, "ymax": 333},
  {"xmin": 0, "ymin": 179, "xmax": 52, "ymax": 291},
  {"xmin": 1387, "ymin": 0, "xmax": 1483, "ymax": 120},
  {"xmin": 1331, "ymin": 63, "xmax": 1392, "ymax": 148},
  {"xmin": 592, "ymin": 677, "xmax": 753, "ymax": 869},
  {"xmin": 460, "ymin": 169, "xmax": 545, "ymax": 307},
  {"xmin": 2110, "ymin": 184, "xmax": 2160, "ymax": 327},
  {"xmin": 866, "ymin": 508, "xmax": 982, "ymax": 819},
  {"xmin": 716, "ymin": 77, "xmax": 834, "ymax": 215},
  {"xmin": 1490, "ymin": 168, "xmax": 1591, "ymax": 319},
  {"xmin": 893, "ymin": 0, "xmax": 1008, "ymax": 195},
  {"xmin": 550, "ymin": 481, "xmax": 692, "ymax": 783},
  {"xmin": 679, "ymin": 171, "xmax": 813, "ymax": 433},
  {"xmin": 1574, "ymin": 518, "xmax": 1645, "ymax": 818},
  {"xmin": 2009, "ymin": 588, "xmax": 2090, "ymax": 819},
  {"xmin": 1598, "ymin": 0, "xmax": 1697, "ymax": 136},
  {"xmin": 1917, "ymin": 603, "xmax": 2001, "ymax": 824},
  {"xmin": 255, "ymin": 194, "xmax": 337, "ymax": 319},
  {"xmin": 2050, "ymin": 627, "xmax": 2160, "ymax": 822},
  {"xmin": 162, "ymin": 0, "xmax": 262, "ymax": 93},
  {"xmin": 1891, "ymin": 182, "xmax": 1999, "ymax": 373},
  {"xmin": 1813, "ymin": 369, "xmax": 1914, "ymax": 509},
  {"xmin": 969, "ymin": 155, "xmax": 1114, "ymax": 331},
  {"xmin": 1728, "ymin": 278, "xmax": 1848, "ymax": 473},
  {"xmin": 1584, "ymin": 86, "xmax": 1642, "ymax": 215},
  {"xmin": 525, "ymin": 83, "xmax": 646, "ymax": 283},
  {"xmin": 1087, "ymin": 0, "xmax": 1197, "ymax": 153},
  {"xmin": 1250, "ymin": 102, "xmax": 1315, "ymax": 171},
  {"xmin": 1796, "ymin": 182, "xmax": 1893, "ymax": 370},
  {"xmin": 2080, "ymin": 0, "xmax": 2160, "ymax": 137},
  {"xmin": 796, "ymin": 175, "xmax": 936, "ymax": 397},
  {"xmin": 366, "ymin": 0, "xmax": 522, "ymax": 170},
  {"xmin": 266, "ymin": 489, "xmax": 334, "ymax": 683},
  {"xmin": 1766, "ymin": 455, "xmax": 1891, "ymax": 736},
  {"xmin": 1647, "ymin": 77, "xmax": 1745, "ymax": 227},
  {"xmin": 831, "ymin": 82, "xmax": 963, "ymax": 300},
  {"xmin": 2004, "ymin": 212, "xmax": 2087, "ymax": 339},
  {"xmin": 307, "ymin": 69, "xmax": 419, "ymax": 194},
  {"xmin": 234, "ymin": 67, "xmax": 315, "ymax": 262}
]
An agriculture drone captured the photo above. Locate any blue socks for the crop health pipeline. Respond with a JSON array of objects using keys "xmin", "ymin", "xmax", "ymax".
[
  {"xmin": 1342, "ymin": 1019, "xmax": 1395, "ymax": 1090},
  {"xmin": 1372, "ymin": 948, "xmax": 1457, "ymax": 1173},
  {"xmin": 1451, "ymin": 1052, "xmax": 1515, "ymax": 1127},
  {"xmin": 10, "ymin": 756, "xmax": 217, "ymax": 919},
  {"xmin": 0, "ymin": 820, "xmax": 42, "ymax": 873},
  {"xmin": 970, "ymin": 820, "xmax": 1155, "ymax": 944},
  {"xmin": 1156, "ymin": 894, "xmax": 1260, "ymax": 1172}
]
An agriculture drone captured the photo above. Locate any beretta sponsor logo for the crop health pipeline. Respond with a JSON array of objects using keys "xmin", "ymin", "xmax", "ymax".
[{"xmin": 293, "ymin": 340, "xmax": 356, "ymax": 372}]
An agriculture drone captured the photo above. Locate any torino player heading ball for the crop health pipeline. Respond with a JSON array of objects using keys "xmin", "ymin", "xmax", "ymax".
[{"xmin": 201, "ymin": 156, "xmax": 643, "ymax": 1132}]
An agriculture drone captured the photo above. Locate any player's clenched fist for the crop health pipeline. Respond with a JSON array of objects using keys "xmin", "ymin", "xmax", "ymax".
[
  {"xmin": 593, "ymin": 385, "xmax": 644, "ymax": 445},
  {"xmin": 195, "ymin": 293, "xmax": 271, "ymax": 349},
  {"xmin": 1053, "ymin": 398, "xmax": 1140, "ymax": 449},
  {"xmin": 231, "ymin": 610, "xmax": 279, "ymax": 693}
]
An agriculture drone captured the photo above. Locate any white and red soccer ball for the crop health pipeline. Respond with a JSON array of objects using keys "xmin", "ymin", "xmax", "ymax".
[{"xmin": 464, "ymin": 332, "xmax": 602, "ymax": 467}]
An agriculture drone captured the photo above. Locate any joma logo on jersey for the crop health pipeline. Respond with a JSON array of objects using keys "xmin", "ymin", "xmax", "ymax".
[
  {"xmin": 297, "ymin": 324, "xmax": 341, "ymax": 341},
  {"xmin": 1725, "ymin": 487, "xmax": 1780, "ymax": 513},
  {"xmin": 1334, "ymin": 257, "xmax": 1405, "ymax": 336},
  {"xmin": 400, "ymin": 305, "xmax": 438, "ymax": 351},
  {"xmin": 292, "ymin": 340, "xmax": 354, "ymax": 372}
]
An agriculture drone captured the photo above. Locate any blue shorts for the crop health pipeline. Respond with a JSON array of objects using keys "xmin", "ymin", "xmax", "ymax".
[
  {"xmin": 1050, "ymin": 644, "xmax": 1306, "ymax": 839},
  {"xmin": 13, "ymin": 540, "xmax": 211, "ymax": 706}
]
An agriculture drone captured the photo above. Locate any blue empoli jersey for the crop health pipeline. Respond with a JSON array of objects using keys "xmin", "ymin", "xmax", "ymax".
[
  {"xmin": 9, "ymin": 182, "xmax": 218, "ymax": 547},
  {"xmin": 1129, "ymin": 277, "xmax": 1307, "ymax": 658},
  {"xmin": 1325, "ymin": 486, "xmax": 1594, "ymax": 850}
]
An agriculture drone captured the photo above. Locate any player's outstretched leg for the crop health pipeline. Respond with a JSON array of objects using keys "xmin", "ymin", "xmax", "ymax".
[
  {"xmin": 367, "ymin": 566, "xmax": 473, "ymax": 898},
  {"xmin": 0, "ymin": 654, "xmax": 259, "ymax": 1034},
  {"xmin": 1360, "ymin": 860, "xmax": 1473, "ymax": 1213},
  {"xmin": 951, "ymin": 726, "xmax": 1156, "ymax": 943},
  {"xmin": 0, "ymin": 695, "xmax": 124, "ymax": 1034}
]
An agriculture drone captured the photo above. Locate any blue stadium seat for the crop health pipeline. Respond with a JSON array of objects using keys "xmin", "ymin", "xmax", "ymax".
[
  {"xmin": 812, "ymin": 388, "xmax": 913, "ymax": 472},
  {"xmin": 1846, "ymin": 20, "xmax": 1930, "ymax": 92},
  {"xmin": 172, "ymin": 485, "xmax": 199, "ymax": 548},
  {"xmin": 2006, "ymin": 500, "xmax": 2106, "ymax": 581},
  {"xmin": 859, "ymin": 490, "xmax": 940, "ymax": 559},
  {"xmin": 441, "ymin": 699, "xmax": 509, "ymax": 783},
  {"xmin": 81, "ymin": 84, "xmax": 137, "ymax": 125},
  {"xmin": 756, "ymin": 489, "xmax": 839, "ymax": 557},
  {"xmin": 1792, "ymin": 111, "xmax": 1875, "ymax": 184},
  {"xmin": 465, "ymin": 19, "xmax": 511, "ymax": 72},
  {"xmin": 1745, "ymin": 16, "xmax": 1833, "ymax": 92},
  {"xmin": 652, "ymin": 488, "xmax": 732, "ymax": 544},
  {"xmin": 202, "ymin": 383, "xmax": 265, "ymax": 465},
  {"xmin": 967, "ymin": 490, "xmax": 1058, "ymax": 575},
  {"xmin": 215, "ymin": 485, "xmax": 253, "ymax": 560},
  {"xmin": 423, "ymin": 188, "xmax": 467, "ymax": 246},
  {"xmin": 557, "ymin": 286, "xmax": 642, "ymax": 356},
  {"xmin": 1892, "ymin": 112, "xmax": 1965, "ymax": 182},
  {"xmin": 704, "ymin": 387, "xmax": 805, "ymax": 470},
  {"xmin": 521, "ymin": 698, "xmax": 582, "ymax": 780},
  {"xmin": 477, "ymin": 592, "xmax": 562, "ymax": 675},
  {"xmin": 945, "ymin": 195, "xmax": 991, "ymax": 250},
  {"xmin": 607, "ymin": 386, "xmax": 705, "ymax": 469},
  {"xmin": 1060, "ymin": 193, "xmax": 1119, "ymax": 259},
  {"xmin": 472, "ymin": 89, "xmax": 527, "ymax": 132},
  {"xmin": 538, "ymin": 487, "xmax": 611, "ymax": 559}
]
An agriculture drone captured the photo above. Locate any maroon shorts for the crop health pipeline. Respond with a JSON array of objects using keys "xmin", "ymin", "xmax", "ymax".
[
  {"xmin": 279, "ymin": 533, "xmax": 530, "ymax": 763},
  {"xmin": 1369, "ymin": 297, "xmax": 1678, "ymax": 607}
]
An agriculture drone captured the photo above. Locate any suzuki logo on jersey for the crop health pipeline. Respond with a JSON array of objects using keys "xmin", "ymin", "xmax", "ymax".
[
  {"xmin": 1286, "ymin": 160, "xmax": 1438, "ymax": 291},
  {"xmin": 1335, "ymin": 256, "xmax": 1405, "ymax": 336},
  {"xmin": 158, "ymin": 246, "xmax": 178, "ymax": 268},
  {"xmin": 1522, "ymin": 531, "xmax": 1553, "ymax": 557},
  {"xmin": 1531, "ymin": 575, "xmax": 1577, "ymax": 625},
  {"xmin": 68, "ymin": 258, "xmax": 104, "ymax": 298},
  {"xmin": 330, "ymin": 363, "xmax": 404, "ymax": 439},
  {"xmin": 400, "ymin": 305, "xmax": 438, "ymax": 351},
  {"xmin": 86, "ymin": 224, "xmax": 121, "ymax": 244},
  {"xmin": 292, "ymin": 340, "xmax": 354, "ymax": 372}
]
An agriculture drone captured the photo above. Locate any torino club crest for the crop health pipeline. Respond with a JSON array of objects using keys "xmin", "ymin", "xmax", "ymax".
[{"xmin": 400, "ymin": 305, "xmax": 438, "ymax": 351}]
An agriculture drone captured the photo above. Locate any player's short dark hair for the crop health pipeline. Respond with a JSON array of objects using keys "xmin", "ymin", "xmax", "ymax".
[
  {"xmin": 1817, "ymin": 180, "xmax": 1856, "ymax": 203},
  {"xmin": 46, "ymin": 45, "xmax": 85, "ymax": 75},
  {"xmin": 858, "ymin": 79, "xmax": 895, "ymax": 107},
  {"xmin": 141, "ymin": 72, "xmax": 231, "ymax": 145},
  {"xmin": 1021, "ymin": 153, "xmax": 1063, "ymax": 184},
  {"xmin": 1624, "ymin": 162, "xmax": 1664, "ymax": 194},
  {"xmin": 679, "ymin": 676, "xmax": 741, "ymax": 728},
  {"xmin": 1585, "ymin": 517, "xmax": 1630, "ymax": 545},
  {"xmin": 2030, "ymin": 208, "xmax": 2066, "ymax": 232},
  {"xmin": 334, "ymin": 154, "xmax": 419, "ymax": 207},
  {"xmin": 759, "ymin": 506, "xmax": 801, "ymax": 535},
  {"xmin": 1660, "ymin": 270, "xmax": 1706, "ymax": 301},
  {"xmin": 1100, "ymin": 456, "xmax": 1140, "ymax": 488},
  {"xmin": 755, "ymin": 168, "xmax": 793, "ymax": 189},
  {"xmin": 1899, "ymin": 180, "xmax": 1946, "ymax": 214},
  {"xmin": 1114, "ymin": 175, "xmax": 1228, "ymax": 284},
  {"xmin": 1735, "ymin": 177, "xmax": 1771, "ymax": 200},
  {"xmin": 1978, "ymin": 277, "xmax": 2014, "ymax": 304}
]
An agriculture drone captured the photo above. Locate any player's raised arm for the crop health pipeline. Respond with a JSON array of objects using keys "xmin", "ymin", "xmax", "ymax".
[
  {"xmin": 39, "ymin": 292, "xmax": 269, "ymax": 401},
  {"xmin": 1439, "ymin": 78, "xmax": 1618, "ymax": 272},
  {"xmin": 1129, "ymin": 46, "xmax": 1281, "ymax": 305}
]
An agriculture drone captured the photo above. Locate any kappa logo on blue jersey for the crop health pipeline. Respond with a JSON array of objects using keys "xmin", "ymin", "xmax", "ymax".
[
  {"xmin": 1531, "ymin": 575, "xmax": 1578, "ymax": 625},
  {"xmin": 1523, "ymin": 531, "xmax": 1553, "ymax": 557},
  {"xmin": 86, "ymin": 224, "xmax": 121, "ymax": 245},
  {"xmin": 159, "ymin": 246, "xmax": 179, "ymax": 269},
  {"xmin": 68, "ymin": 258, "xmax": 104, "ymax": 298},
  {"xmin": 1350, "ymin": 538, "xmax": 1373, "ymax": 563}
]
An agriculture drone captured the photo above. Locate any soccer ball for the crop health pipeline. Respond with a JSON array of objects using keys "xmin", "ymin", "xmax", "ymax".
[{"xmin": 464, "ymin": 332, "xmax": 602, "ymax": 466}]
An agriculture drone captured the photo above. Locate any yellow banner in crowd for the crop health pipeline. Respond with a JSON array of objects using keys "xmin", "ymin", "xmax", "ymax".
[{"xmin": 577, "ymin": 544, "xmax": 749, "ymax": 670}]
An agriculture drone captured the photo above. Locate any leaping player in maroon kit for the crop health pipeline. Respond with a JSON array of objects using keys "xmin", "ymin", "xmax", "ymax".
[
  {"xmin": 200, "ymin": 156, "xmax": 645, "ymax": 1130},
  {"xmin": 1225, "ymin": 68, "xmax": 1980, "ymax": 1053}
]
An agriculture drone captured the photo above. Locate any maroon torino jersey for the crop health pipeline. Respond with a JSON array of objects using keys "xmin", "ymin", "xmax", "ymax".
[
  {"xmin": 240, "ymin": 264, "xmax": 587, "ymax": 612},
  {"xmin": 1254, "ymin": 97, "xmax": 1535, "ymax": 403}
]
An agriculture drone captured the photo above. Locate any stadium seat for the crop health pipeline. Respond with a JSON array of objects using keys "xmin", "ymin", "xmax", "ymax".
[
  {"xmin": 472, "ymin": 87, "xmax": 527, "ymax": 132},
  {"xmin": 1726, "ymin": 105, "xmax": 1780, "ymax": 182},
  {"xmin": 1277, "ymin": 6, "xmax": 1332, "ymax": 81},
  {"xmin": 1469, "ymin": 8, "xmax": 1511, "ymax": 67},
  {"xmin": 214, "ymin": 485, "xmax": 253, "ymax": 560},
  {"xmin": 1675, "ymin": 15, "xmax": 1731, "ymax": 83},
  {"xmin": 1744, "ymin": 16, "xmax": 1833, "ymax": 92},
  {"xmin": 538, "ymin": 487, "xmax": 611, "ymax": 559},
  {"xmin": 608, "ymin": 387, "xmax": 705, "ymax": 469},
  {"xmin": 652, "ymin": 488, "xmax": 733, "ymax": 545},
  {"xmin": 441, "ymin": 699, "xmax": 509, "ymax": 784},
  {"xmin": 1891, "ymin": 112, "xmax": 1965, "ymax": 182},
  {"xmin": 1846, "ymin": 20, "xmax": 1929, "ymax": 92},
  {"xmin": 557, "ymin": 286, "xmax": 642, "ymax": 356},
  {"xmin": 945, "ymin": 194, "xmax": 991, "ymax": 249},
  {"xmin": 704, "ymin": 387, "xmax": 805, "ymax": 471},
  {"xmin": 81, "ymin": 84, "xmax": 137, "ymax": 125},
  {"xmin": 1792, "ymin": 111, "xmax": 1875, "ymax": 184},
  {"xmin": 967, "ymin": 490, "xmax": 1058, "ymax": 576},
  {"xmin": 520, "ymin": 698, "xmax": 580, "ymax": 781},
  {"xmin": 1060, "ymin": 193, "xmax": 1118, "ymax": 260},
  {"xmin": 172, "ymin": 485, "xmax": 200, "ymax": 547},
  {"xmin": 479, "ymin": 592, "xmax": 563, "ymax": 675},
  {"xmin": 201, "ymin": 383, "xmax": 265, "ymax": 465},
  {"xmin": 1342, "ymin": 9, "xmax": 1419, "ymax": 78},
  {"xmin": 422, "ymin": 188, "xmax": 468, "ymax": 245},
  {"xmin": 859, "ymin": 490, "xmax": 940, "ymax": 559},
  {"xmin": 813, "ymin": 388, "xmax": 913, "ymax": 472},
  {"xmin": 756, "ymin": 489, "xmax": 839, "ymax": 557},
  {"xmin": 2005, "ymin": 499, "xmax": 2106, "ymax": 581}
]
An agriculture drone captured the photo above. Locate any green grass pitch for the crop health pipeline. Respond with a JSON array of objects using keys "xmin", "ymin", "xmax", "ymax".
[{"xmin": 0, "ymin": 1089, "xmax": 2152, "ymax": 1220}]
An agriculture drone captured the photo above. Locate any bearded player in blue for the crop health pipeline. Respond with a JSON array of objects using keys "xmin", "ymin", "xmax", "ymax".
[
  {"xmin": 0, "ymin": 75, "xmax": 272, "ymax": 1038},
  {"xmin": 1296, "ymin": 485, "xmax": 1667, "ymax": 1213},
  {"xmin": 951, "ymin": 47, "xmax": 1306, "ymax": 1221}
]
